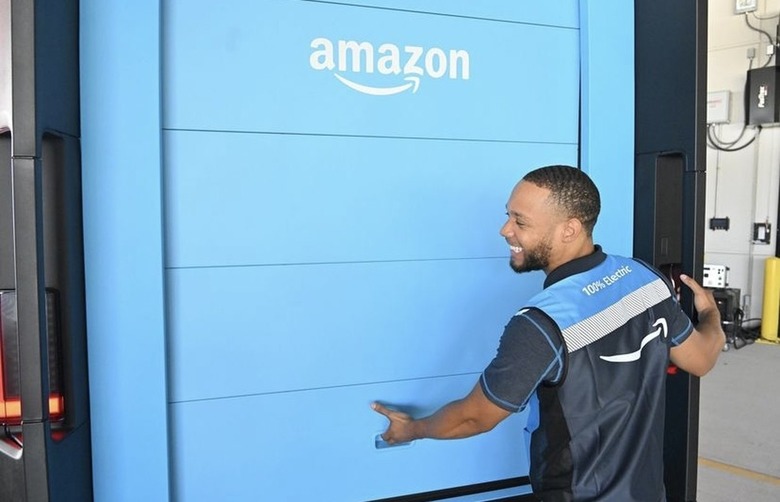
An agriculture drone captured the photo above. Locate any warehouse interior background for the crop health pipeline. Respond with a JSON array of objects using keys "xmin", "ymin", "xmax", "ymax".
[
  {"xmin": 706, "ymin": 0, "xmax": 780, "ymax": 318},
  {"xmin": 698, "ymin": 1, "xmax": 780, "ymax": 501}
]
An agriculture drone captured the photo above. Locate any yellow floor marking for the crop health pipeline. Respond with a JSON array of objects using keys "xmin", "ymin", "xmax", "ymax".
[{"xmin": 698, "ymin": 457, "xmax": 780, "ymax": 486}]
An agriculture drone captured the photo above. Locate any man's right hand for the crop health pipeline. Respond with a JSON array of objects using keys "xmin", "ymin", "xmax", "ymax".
[
  {"xmin": 371, "ymin": 402, "xmax": 417, "ymax": 444},
  {"xmin": 670, "ymin": 274, "xmax": 726, "ymax": 376},
  {"xmin": 678, "ymin": 274, "xmax": 720, "ymax": 323}
]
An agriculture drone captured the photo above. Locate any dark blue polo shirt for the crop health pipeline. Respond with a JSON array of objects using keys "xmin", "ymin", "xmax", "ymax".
[{"xmin": 481, "ymin": 246, "xmax": 693, "ymax": 501}]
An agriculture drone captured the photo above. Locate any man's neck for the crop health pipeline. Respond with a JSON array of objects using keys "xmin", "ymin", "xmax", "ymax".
[{"xmin": 544, "ymin": 240, "xmax": 596, "ymax": 275}]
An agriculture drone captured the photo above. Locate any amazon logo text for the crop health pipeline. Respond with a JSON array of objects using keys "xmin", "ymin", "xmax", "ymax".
[{"xmin": 309, "ymin": 37, "xmax": 470, "ymax": 96}]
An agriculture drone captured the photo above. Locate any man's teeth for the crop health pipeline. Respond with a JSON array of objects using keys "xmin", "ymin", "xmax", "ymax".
[{"xmin": 510, "ymin": 245, "xmax": 523, "ymax": 253}]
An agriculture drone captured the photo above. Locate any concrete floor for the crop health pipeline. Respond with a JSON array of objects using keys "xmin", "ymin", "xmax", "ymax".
[{"xmin": 698, "ymin": 340, "xmax": 780, "ymax": 501}]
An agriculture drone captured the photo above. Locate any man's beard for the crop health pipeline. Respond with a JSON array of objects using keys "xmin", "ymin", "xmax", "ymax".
[{"xmin": 510, "ymin": 238, "xmax": 552, "ymax": 273}]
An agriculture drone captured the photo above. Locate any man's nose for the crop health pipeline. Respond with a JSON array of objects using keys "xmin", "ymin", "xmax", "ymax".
[{"xmin": 500, "ymin": 220, "xmax": 512, "ymax": 238}]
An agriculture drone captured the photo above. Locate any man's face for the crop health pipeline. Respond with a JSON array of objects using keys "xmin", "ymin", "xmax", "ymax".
[{"xmin": 499, "ymin": 181, "xmax": 561, "ymax": 274}]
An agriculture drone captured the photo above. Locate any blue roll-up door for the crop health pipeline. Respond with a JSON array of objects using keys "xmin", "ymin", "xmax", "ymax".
[{"xmin": 162, "ymin": 1, "xmax": 580, "ymax": 500}]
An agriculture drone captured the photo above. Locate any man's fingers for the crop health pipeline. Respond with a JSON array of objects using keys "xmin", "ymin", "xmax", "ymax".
[
  {"xmin": 679, "ymin": 274, "xmax": 702, "ymax": 292},
  {"xmin": 679, "ymin": 273, "xmax": 694, "ymax": 286},
  {"xmin": 372, "ymin": 403, "xmax": 398, "ymax": 441},
  {"xmin": 371, "ymin": 402, "xmax": 393, "ymax": 418},
  {"xmin": 679, "ymin": 273, "xmax": 718, "ymax": 316},
  {"xmin": 680, "ymin": 274, "xmax": 715, "ymax": 299},
  {"xmin": 372, "ymin": 402, "xmax": 415, "ymax": 444}
]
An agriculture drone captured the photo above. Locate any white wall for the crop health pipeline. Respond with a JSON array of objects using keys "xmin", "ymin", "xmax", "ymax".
[{"xmin": 707, "ymin": 0, "xmax": 780, "ymax": 319}]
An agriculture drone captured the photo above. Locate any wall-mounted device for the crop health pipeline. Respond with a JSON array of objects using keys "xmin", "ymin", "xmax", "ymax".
[
  {"xmin": 735, "ymin": 0, "xmax": 758, "ymax": 14},
  {"xmin": 703, "ymin": 264, "xmax": 729, "ymax": 288},
  {"xmin": 747, "ymin": 66, "xmax": 780, "ymax": 125},
  {"xmin": 752, "ymin": 222, "xmax": 772, "ymax": 244},
  {"xmin": 707, "ymin": 90, "xmax": 731, "ymax": 124},
  {"xmin": 709, "ymin": 217, "xmax": 730, "ymax": 231}
]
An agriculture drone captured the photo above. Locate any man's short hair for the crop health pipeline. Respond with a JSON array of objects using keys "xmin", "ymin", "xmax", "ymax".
[{"xmin": 522, "ymin": 165, "xmax": 601, "ymax": 235}]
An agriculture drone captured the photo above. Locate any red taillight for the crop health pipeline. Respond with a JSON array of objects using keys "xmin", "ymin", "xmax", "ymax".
[{"xmin": 0, "ymin": 290, "xmax": 65, "ymax": 425}]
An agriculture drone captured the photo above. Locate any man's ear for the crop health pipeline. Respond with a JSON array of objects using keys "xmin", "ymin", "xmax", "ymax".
[{"xmin": 561, "ymin": 218, "xmax": 583, "ymax": 242}]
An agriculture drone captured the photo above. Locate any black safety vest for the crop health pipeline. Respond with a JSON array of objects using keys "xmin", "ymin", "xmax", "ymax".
[{"xmin": 524, "ymin": 254, "xmax": 684, "ymax": 502}]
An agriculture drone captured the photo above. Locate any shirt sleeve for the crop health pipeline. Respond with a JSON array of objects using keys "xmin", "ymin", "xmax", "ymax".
[
  {"xmin": 480, "ymin": 308, "xmax": 565, "ymax": 413},
  {"xmin": 665, "ymin": 296, "xmax": 695, "ymax": 346}
]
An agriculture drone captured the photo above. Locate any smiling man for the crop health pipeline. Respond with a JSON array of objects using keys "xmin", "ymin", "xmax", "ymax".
[{"xmin": 372, "ymin": 165, "xmax": 725, "ymax": 502}]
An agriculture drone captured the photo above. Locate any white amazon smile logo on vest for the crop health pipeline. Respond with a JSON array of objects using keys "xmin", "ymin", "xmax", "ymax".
[
  {"xmin": 600, "ymin": 318, "xmax": 668, "ymax": 363},
  {"xmin": 309, "ymin": 38, "xmax": 470, "ymax": 96}
]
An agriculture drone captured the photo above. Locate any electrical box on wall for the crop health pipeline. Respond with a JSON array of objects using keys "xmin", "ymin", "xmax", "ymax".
[
  {"xmin": 735, "ymin": 0, "xmax": 758, "ymax": 14},
  {"xmin": 707, "ymin": 91, "xmax": 731, "ymax": 124},
  {"xmin": 753, "ymin": 222, "xmax": 772, "ymax": 243},
  {"xmin": 703, "ymin": 264, "xmax": 729, "ymax": 288},
  {"xmin": 747, "ymin": 66, "xmax": 780, "ymax": 125},
  {"xmin": 709, "ymin": 217, "xmax": 730, "ymax": 231}
]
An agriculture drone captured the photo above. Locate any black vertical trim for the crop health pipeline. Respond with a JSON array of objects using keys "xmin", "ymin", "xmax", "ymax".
[
  {"xmin": 11, "ymin": 156, "xmax": 49, "ymax": 424},
  {"xmin": 10, "ymin": 2, "xmax": 52, "ymax": 500},
  {"xmin": 10, "ymin": 0, "xmax": 36, "ymax": 156},
  {"xmin": 634, "ymin": 1, "xmax": 707, "ymax": 501},
  {"xmin": 20, "ymin": 423, "xmax": 51, "ymax": 501}
]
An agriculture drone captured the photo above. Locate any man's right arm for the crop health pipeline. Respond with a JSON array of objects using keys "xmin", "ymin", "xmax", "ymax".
[{"xmin": 670, "ymin": 274, "xmax": 726, "ymax": 377}]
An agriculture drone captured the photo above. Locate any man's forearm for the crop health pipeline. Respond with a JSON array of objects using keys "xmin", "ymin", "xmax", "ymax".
[
  {"xmin": 696, "ymin": 307, "xmax": 725, "ymax": 343},
  {"xmin": 374, "ymin": 382, "xmax": 510, "ymax": 444},
  {"xmin": 691, "ymin": 307, "xmax": 727, "ymax": 375},
  {"xmin": 412, "ymin": 399, "xmax": 491, "ymax": 440}
]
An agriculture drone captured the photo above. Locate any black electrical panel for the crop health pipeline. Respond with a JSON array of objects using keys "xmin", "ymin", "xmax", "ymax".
[
  {"xmin": 747, "ymin": 66, "xmax": 780, "ymax": 125},
  {"xmin": 635, "ymin": 1, "xmax": 708, "ymax": 501},
  {"xmin": 709, "ymin": 217, "xmax": 730, "ymax": 231},
  {"xmin": 635, "ymin": 153, "xmax": 686, "ymax": 278}
]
